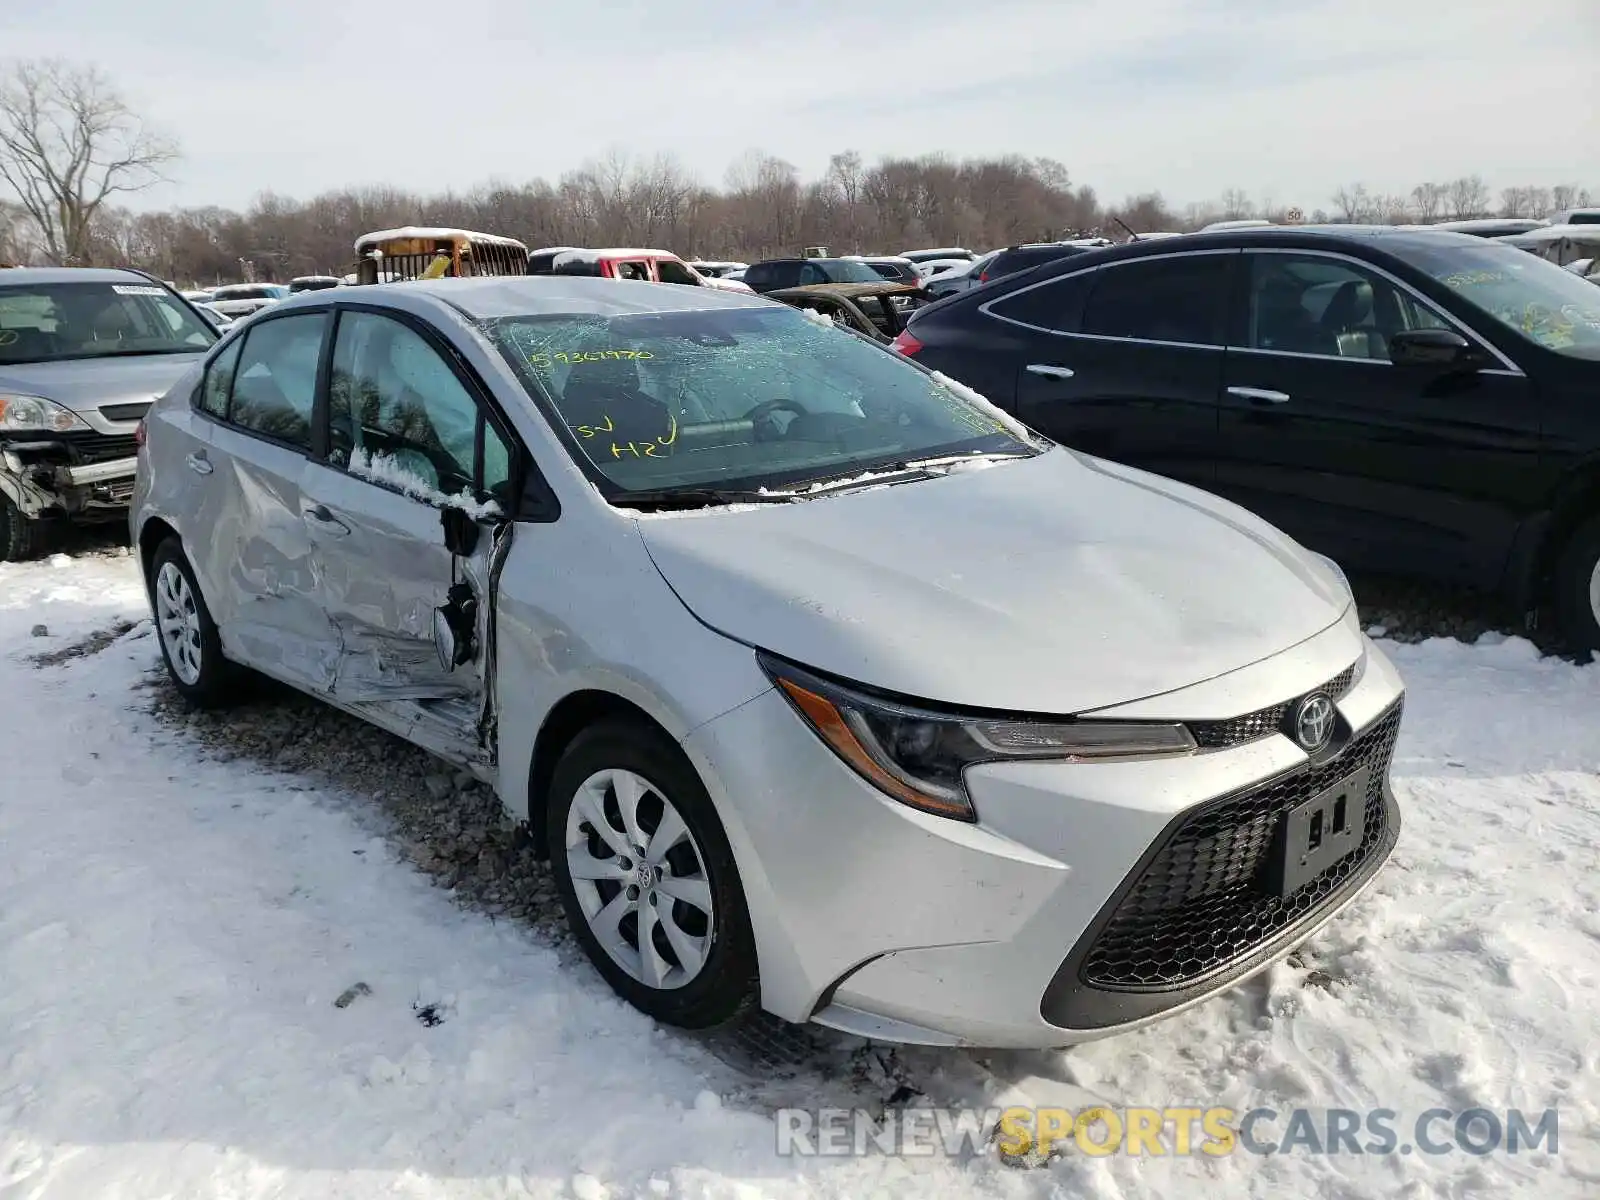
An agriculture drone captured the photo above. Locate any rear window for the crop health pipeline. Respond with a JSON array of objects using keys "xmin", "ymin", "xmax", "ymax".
[
  {"xmin": 0, "ymin": 281, "xmax": 217, "ymax": 364},
  {"xmin": 991, "ymin": 246, "xmax": 1086, "ymax": 279}
]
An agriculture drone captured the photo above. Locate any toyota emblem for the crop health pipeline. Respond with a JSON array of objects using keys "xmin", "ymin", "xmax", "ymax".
[{"xmin": 1293, "ymin": 693, "xmax": 1336, "ymax": 752}]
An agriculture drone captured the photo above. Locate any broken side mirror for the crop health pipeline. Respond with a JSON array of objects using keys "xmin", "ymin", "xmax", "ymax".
[{"xmin": 440, "ymin": 505, "xmax": 480, "ymax": 557}]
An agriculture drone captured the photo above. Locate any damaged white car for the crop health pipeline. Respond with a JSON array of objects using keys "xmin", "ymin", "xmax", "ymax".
[
  {"xmin": 133, "ymin": 277, "xmax": 1404, "ymax": 1048},
  {"xmin": 1, "ymin": 268, "xmax": 219, "ymax": 559}
]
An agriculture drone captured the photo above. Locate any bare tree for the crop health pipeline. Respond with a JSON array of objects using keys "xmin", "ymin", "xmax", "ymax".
[
  {"xmin": 1411, "ymin": 182, "xmax": 1446, "ymax": 223},
  {"xmin": 1332, "ymin": 182, "xmax": 1371, "ymax": 223},
  {"xmin": 1445, "ymin": 174, "xmax": 1490, "ymax": 219},
  {"xmin": 0, "ymin": 59, "xmax": 178, "ymax": 265},
  {"xmin": 1219, "ymin": 187, "xmax": 1253, "ymax": 220}
]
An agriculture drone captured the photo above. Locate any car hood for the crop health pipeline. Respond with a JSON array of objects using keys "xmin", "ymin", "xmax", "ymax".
[
  {"xmin": 0, "ymin": 353, "xmax": 207, "ymax": 415},
  {"xmin": 637, "ymin": 449, "xmax": 1351, "ymax": 714}
]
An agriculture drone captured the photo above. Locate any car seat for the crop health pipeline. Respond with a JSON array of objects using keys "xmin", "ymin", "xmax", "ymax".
[
  {"xmin": 1319, "ymin": 280, "xmax": 1386, "ymax": 359},
  {"xmin": 558, "ymin": 354, "xmax": 673, "ymax": 452}
]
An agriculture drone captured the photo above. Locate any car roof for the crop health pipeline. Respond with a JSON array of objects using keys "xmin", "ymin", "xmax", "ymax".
[
  {"xmin": 0, "ymin": 266, "xmax": 156, "ymax": 286},
  {"xmin": 287, "ymin": 275, "xmax": 772, "ymax": 320},
  {"xmin": 1054, "ymin": 224, "xmax": 1496, "ymax": 268}
]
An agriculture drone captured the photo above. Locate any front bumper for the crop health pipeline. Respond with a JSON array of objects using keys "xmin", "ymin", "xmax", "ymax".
[
  {"xmin": 682, "ymin": 618, "xmax": 1406, "ymax": 1049},
  {"xmin": 1, "ymin": 435, "xmax": 138, "ymax": 519}
]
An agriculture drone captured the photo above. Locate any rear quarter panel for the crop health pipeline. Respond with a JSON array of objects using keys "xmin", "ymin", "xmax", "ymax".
[{"xmin": 907, "ymin": 295, "xmax": 1040, "ymax": 413}]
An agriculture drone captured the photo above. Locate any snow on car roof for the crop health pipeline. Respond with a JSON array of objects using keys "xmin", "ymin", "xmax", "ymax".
[
  {"xmin": 1498, "ymin": 223, "xmax": 1600, "ymax": 244},
  {"xmin": 354, "ymin": 227, "xmax": 529, "ymax": 253},
  {"xmin": 558, "ymin": 247, "xmax": 681, "ymax": 261}
]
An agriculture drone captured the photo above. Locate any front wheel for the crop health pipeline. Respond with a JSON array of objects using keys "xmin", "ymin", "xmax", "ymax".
[
  {"xmin": 147, "ymin": 538, "xmax": 238, "ymax": 707},
  {"xmin": 0, "ymin": 492, "xmax": 47, "ymax": 562},
  {"xmin": 1554, "ymin": 514, "xmax": 1600, "ymax": 657},
  {"xmin": 548, "ymin": 717, "xmax": 757, "ymax": 1028}
]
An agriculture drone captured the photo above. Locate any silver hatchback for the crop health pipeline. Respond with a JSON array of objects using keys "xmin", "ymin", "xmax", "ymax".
[{"xmin": 133, "ymin": 277, "xmax": 1405, "ymax": 1048}]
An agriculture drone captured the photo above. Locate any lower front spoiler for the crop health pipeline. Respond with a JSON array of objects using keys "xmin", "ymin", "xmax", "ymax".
[{"xmin": 812, "ymin": 792, "xmax": 1399, "ymax": 1050}]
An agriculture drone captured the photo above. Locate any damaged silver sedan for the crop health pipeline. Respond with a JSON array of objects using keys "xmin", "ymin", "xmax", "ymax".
[
  {"xmin": 133, "ymin": 278, "xmax": 1402, "ymax": 1047},
  {"xmin": 0, "ymin": 268, "xmax": 218, "ymax": 559}
]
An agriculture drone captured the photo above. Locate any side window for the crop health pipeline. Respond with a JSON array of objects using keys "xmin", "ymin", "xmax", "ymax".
[
  {"xmin": 799, "ymin": 263, "xmax": 826, "ymax": 285},
  {"xmin": 228, "ymin": 313, "xmax": 326, "ymax": 447},
  {"xmin": 655, "ymin": 260, "xmax": 700, "ymax": 286},
  {"xmin": 1081, "ymin": 254, "xmax": 1231, "ymax": 346},
  {"xmin": 1244, "ymin": 254, "xmax": 1446, "ymax": 362},
  {"xmin": 198, "ymin": 337, "xmax": 241, "ymax": 418},
  {"xmin": 329, "ymin": 310, "xmax": 510, "ymax": 502},
  {"xmin": 985, "ymin": 271, "xmax": 1095, "ymax": 333}
]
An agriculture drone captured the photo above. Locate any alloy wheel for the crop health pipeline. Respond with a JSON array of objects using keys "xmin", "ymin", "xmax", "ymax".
[
  {"xmin": 155, "ymin": 561, "xmax": 203, "ymax": 685},
  {"xmin": 564, "ymin": 768, "xmax": 715, "ymax": 990}
]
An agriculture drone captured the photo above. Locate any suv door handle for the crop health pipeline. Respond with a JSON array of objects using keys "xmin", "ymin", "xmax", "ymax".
[
  {"xmin": 1026, "ymin": 364, "xmax": 1075, "ymax": 380},
  {"xmin": 185, "ymin": 451, "xmax": 213, "ymax": 475},
  {"xmin": 302, "ymin": 503, "xmax": 350, "ymax": 536},
  {"xmin": 1227, "ymin": 386, "xmax": 1290, "ymax": 404}
]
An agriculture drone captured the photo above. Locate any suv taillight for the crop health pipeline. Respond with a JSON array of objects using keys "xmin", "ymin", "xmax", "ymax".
[{"xmin": 889, "ymin": 331, "xmax": 922, "ymax": 356}]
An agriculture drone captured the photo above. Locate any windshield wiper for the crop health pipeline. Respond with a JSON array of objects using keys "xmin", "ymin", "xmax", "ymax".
[
  {"xmin": 794, "ymin": 451, "xmax": 1036, "ymax": 497},
  {"xmin": 609, "ymin": 487, "xmax": 807, "ymax": 511},
  {"xmin": 78, "ymin": 348, "xmax": 195, "ymax": 358}
]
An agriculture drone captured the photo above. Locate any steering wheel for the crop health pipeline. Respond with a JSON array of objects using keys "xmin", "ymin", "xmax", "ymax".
[{"xmin": 743, "ymin": 397, "xmax": 810, "ymax": 441}]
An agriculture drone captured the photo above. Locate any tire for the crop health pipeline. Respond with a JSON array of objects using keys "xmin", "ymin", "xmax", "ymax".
[
  {"xmin": 0, "ymin": 492, "xmax": 47, "ymax": 562},
  {"xmin": 147, "ymin": 538, "xmax": 238, "ymax": 707},
  {"xmin": 548, "ymin": 716, "xmax": 757, "ymax": 1028},
  {"xmin": 1554, "ymin": 514, "xmax": 1600, "ymax": 657}
]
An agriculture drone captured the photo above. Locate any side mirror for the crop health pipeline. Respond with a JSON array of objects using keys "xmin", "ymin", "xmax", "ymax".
[
  {"xmin": 440, "ymin": 505, "xmax": 480, "ymax": 556},
  {"xmin": 1389, "ymin": 328, "xmax": 1488, "ymax": 371}
]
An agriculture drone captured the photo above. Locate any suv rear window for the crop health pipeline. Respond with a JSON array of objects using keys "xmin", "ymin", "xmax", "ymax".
[{"xmin": 989, "ymin": 245, "xmax": 1088, "ymax": 280}]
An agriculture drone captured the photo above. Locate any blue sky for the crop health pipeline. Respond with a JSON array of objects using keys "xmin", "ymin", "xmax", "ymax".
[{"xmin": 2, "ymin": 0, "xmax": 1595, "ymax": 213}]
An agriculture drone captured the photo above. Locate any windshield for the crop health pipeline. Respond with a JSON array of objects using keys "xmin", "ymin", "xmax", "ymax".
[
  {"xmin": 0, "ymin": 281, "xmax": 218, "ymax": 365},
  {"xmin": 1401, "ymin": 242, "xmax": 1600, "ymax": 359},
  {"xmin": 486, "ymin": 305, "xmax": 1037, "ymax": 497},
  {"xmin": 815, "ymin": 260, "xmax": 885, "ymax": 284}
]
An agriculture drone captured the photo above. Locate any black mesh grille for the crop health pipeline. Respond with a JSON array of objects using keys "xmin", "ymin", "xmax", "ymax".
[
  {"xmin": 58, "ymin": 431, "xmax": 137, "ymax": 464},
  {"xmin": 1080, "ymin": 700, "xmax": 1402, "ymax": 990},
  {"xmin": 1189, "ymin": 663, "xmax": 1358, "ymax": 750}
]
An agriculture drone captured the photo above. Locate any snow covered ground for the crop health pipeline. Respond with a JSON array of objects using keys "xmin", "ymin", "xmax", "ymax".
[{"xmin": 1, "ymin": 547, "xmax": 1596, "ymax": 1199}]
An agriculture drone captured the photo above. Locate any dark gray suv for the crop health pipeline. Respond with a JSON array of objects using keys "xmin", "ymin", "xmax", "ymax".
[{"xmin": 0, "ymin": 267, "xmax": 218, "ymax": 558}]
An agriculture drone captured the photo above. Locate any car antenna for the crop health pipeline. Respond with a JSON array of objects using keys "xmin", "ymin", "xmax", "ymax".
[{"xmin": 1111, "ymin": 216, "xmax": 1142, "ymax": 243}]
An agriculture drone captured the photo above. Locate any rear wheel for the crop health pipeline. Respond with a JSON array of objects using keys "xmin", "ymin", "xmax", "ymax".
[
  {"xmin": 148, "ymin": 538, "xmax": 238, "ymax": 707},
  {"xmin": 547, "ymin": 717, "xmax": 757, "ymax": 1028},
  {"xmin": 1553, "ymin": 514, "xmax": 1600, "ymax": 656},
  {"xmin": 0, "ymin": 492, "xmax": 47, "ymax": 562}
]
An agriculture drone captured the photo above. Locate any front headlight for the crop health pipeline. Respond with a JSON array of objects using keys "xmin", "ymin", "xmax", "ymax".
[
  {"xmin": 0, "ymin": 394, "xmax": 91, "ymax": 433},
  {"xmin": 759, "ymin": 653, "xmax": 1196, "ymax": 821},
  {"xmin": 1310, "ymin": 550, "xmax": 1351, "ymax": 597}
]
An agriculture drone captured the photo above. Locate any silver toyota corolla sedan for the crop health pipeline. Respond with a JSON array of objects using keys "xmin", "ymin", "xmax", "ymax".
[{"xmin": 132, "ymin": 277, "xmax": 1405, "ymax": 1048}]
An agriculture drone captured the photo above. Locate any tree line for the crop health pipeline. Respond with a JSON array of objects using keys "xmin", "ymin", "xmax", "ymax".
[{"xmin": 0, "ymin": 59, "xmax": 1593, "ymax": 286}]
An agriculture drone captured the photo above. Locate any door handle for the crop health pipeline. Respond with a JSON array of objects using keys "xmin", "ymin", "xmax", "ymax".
[
  {"xmin": 302, "ymin": 503, "xmax": 350, "ymax": 536},
  {"xmin": 185, "ymin": 451, "xmax": 213, "ymax": 476},
  {"xmin": 1026, "ymin": 363, "xmax": 1075, "ymax": 380},
  {"xmin": 1227, "ymin": 386, "xmax": 1290, "ymax": 404}
]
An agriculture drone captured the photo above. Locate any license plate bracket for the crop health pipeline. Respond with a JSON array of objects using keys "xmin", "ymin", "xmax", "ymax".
[{"xmin": 1269, "ymin": 765, "xmax": 1371, "ymax": 897}]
